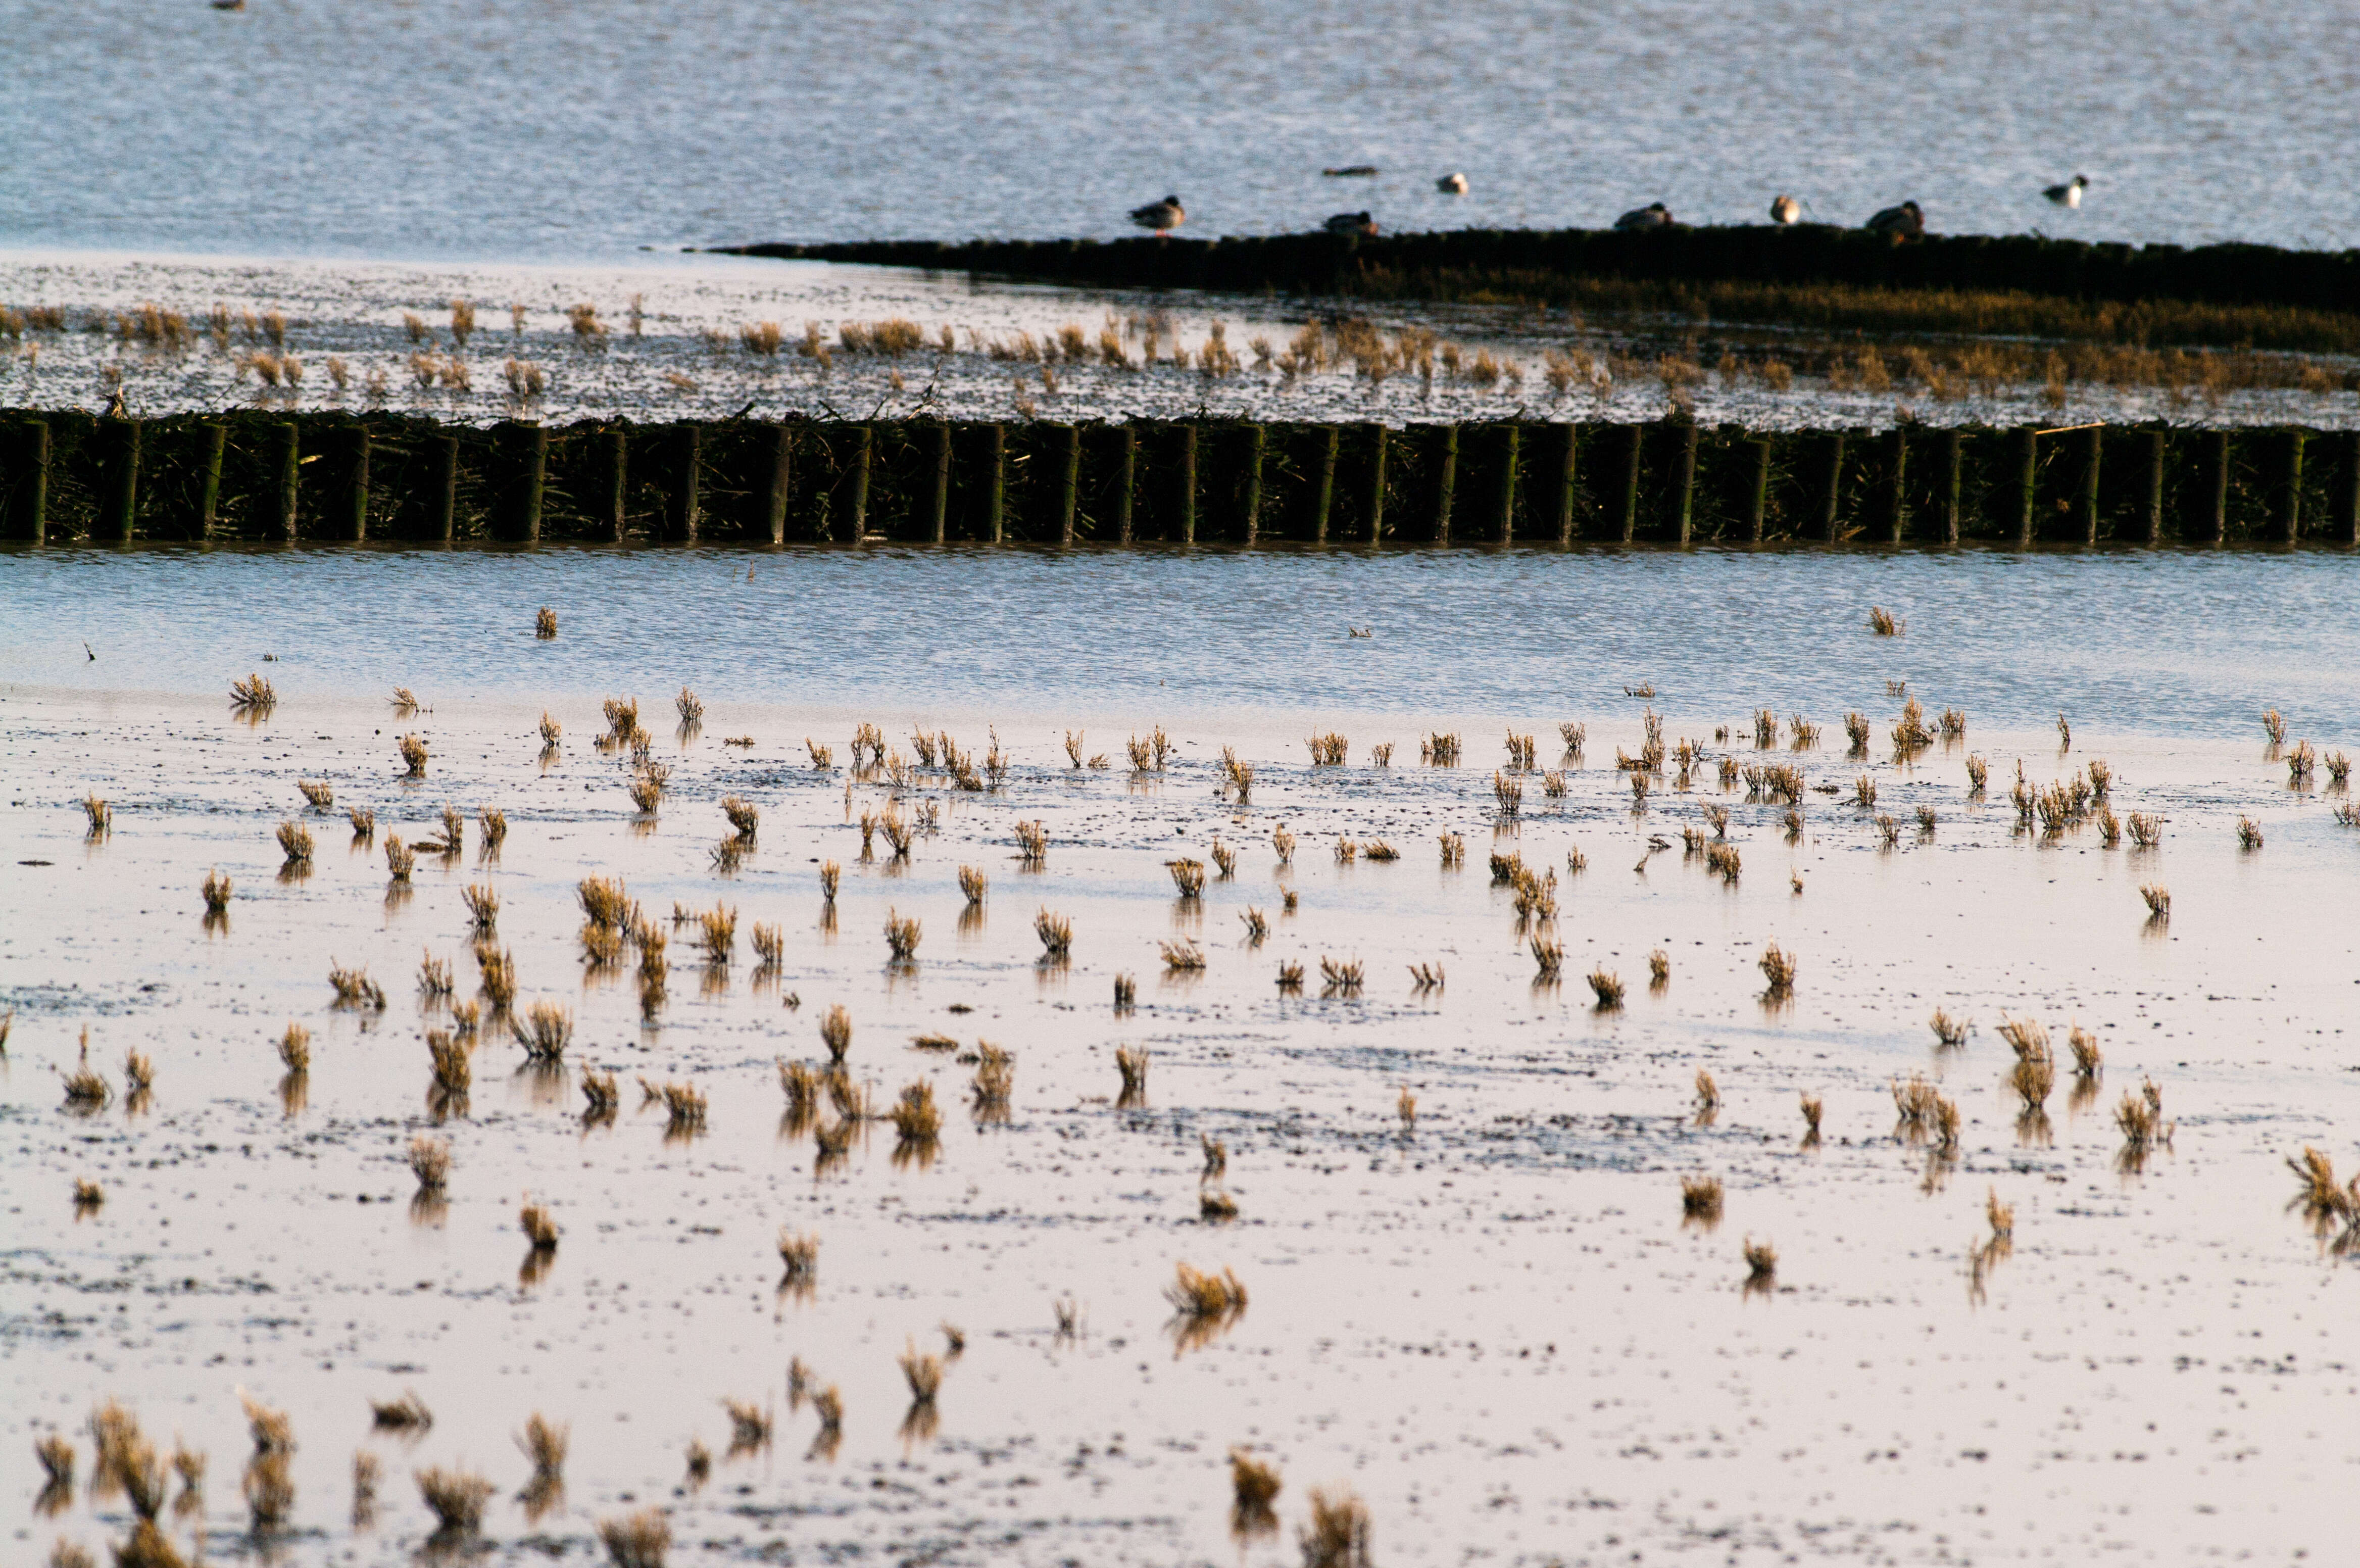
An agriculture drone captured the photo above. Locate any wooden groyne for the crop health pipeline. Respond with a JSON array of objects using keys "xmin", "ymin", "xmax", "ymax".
[
  {"xmin": 2, "ymin": 408, "xmax": 2354, "ymax": 549},
  {"xmin": 716, "ymin": 225, "xmax": 2360, "ymax": 335}
]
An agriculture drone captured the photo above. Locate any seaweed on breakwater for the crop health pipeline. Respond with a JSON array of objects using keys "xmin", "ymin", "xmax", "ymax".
[
  {"xmin": 715, "ymin": 226, "xmax": 2360, "ymax": 354},
  {"xmin": 2, "ymin": 409, "xmax": 2353, "ymax": 550}
]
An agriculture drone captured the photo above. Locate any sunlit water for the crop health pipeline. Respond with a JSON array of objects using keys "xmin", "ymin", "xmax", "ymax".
[
  {"xmin": 4, "ymin": 0, "xmax": 2358, "ymax": 260},
  {"xmin": 6, "ymin": 550, "xmax": 2360, "ymax": 1564}
]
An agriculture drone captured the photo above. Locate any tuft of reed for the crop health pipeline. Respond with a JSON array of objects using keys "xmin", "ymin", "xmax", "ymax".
[
  {"xmin": 397, "ymin": 734, "xmax": 428, "ymax": 776},
  {"xmin": 243, "ymin": 1450, "xmax": 293, "ymax": 1529},
  {"xmin": 661, "ymin": 1081, "xmax": 708, "ymax": 1135},
  {"xmin": 1529, "ymin": 934, "xmax": 1565, "ymax": 979},
  {"xmin": 276, "ymin": 820, "xmax": 313, "ymax": 867},
  {"xmin": 197, "ymin": 866, "xmax": 234, "ymax": 917},
  {"xmin": 1363, "ymin": 840, "xmax": 1400, "ymax": 861},
  {"xmin": 62, "ymin": 1056, "xmax": 111, "ymax": 1110},
  {"xmin": 229, "ymin": 673, "xmax": 276, "ymax": 712},
  {"xmin": 73, "ymin": 1177, "xmax": 104, "ymax": 1210},
  {"xmin": 1167, "ymin": 858, "xmax": 1206, "ymax": 897},
  {"xmin": 298, "ymin": 778, "xmax": 334, "ymax": 811},
  {"xmin": 899, "ymin": 1339, "xmax": 943, "ymax": 1405},
  {"xmin": 1800, "ymin": 1094, "xmax": 1823, "ymax": 1139},
  {"xmin": 1929, "ymin": 1008, "xmax": 1969, "ymax": 1048},
  {"xmin": 1319, "ymin": 955, "xmax": 1364, "ymax": 994},
  {"xmin": 329, "ymin": 961, "xmax": 387, "ymax": 1010},
  {"xmin": 2067, "ymin": 1024, "xmax": 2102, "ymax": 1075},
  {"xmin": 1276, "ymin": 960, "xmax": 1305, "ymax": 991},
  {"xmin": 2236, "ymin": 816, "xmax": 2263, "ymax": 849},
  {"xmin": 883, "ymin": 909, "xmax": 921, "ymax": 960},
  {"xmin": 1587, "ymin": 966, "xmax": 1625, "ymax": 1008},
  {"xmin": 1165, "ymin": 1261, "xmax": 1249, "ymax": 1325},
  {"xmin": 1681, "ymin": 1173, "xmax": 1723, "ymax": 1224},
  {"xmin": 1300, "ymin": 1485, "xmax": 1371, "ymax": 1568},
  {"xmin": 408, "ymin": 1135, "xmax": 451, "ymax": 1191},
  {"xmin": 2140, "ymin": 883, "xmax": 2171, "ymax": 918},
  {"xmin": 1114, "ymin": 1045, "xmax": 1150, "ymax": 1103},
  {"xmin": 1272, "ymin": 824, "xmax": 1297, "ymax": 863},
  {"xmin": 370, "ymin": 1391, "xmax": 432, "ymax": 1431},
  {"xmin": 1867, "ymin": 606, "xmax": 1901, "ymax": 636},
  {"xmin": 417, "ymin": 1466, "xmax": 495, "ymax": 1535},
  {"xmin": 1758, "ymin": 943, "xmax": 1797, "ymax": 996},
  {"xmin": 518, "ymin": 1198, "xmax": 559, "ymax": 1250},
  {"xmin": 971, "ymin": 1043, "xmax": 1015, "ymax": 1115},
  {"xmin": 1162, "ymin": 938, "xmax": 1208, "ymax": 971},
  {"xmin": 2127, "ymin": 811, "xmax": 2162, "ymax": 848},
  {"xmin": 597, "ymin": 1508, "xmax": 671, "ymax": 1567},
  {"xmin": 1743, "ymin": 1237, "xmax": 1778, "ymax": 1285},
  {"xmin": 722, "ymin": 1400, "xmax": 771, "ymax": 1454},
  {"xmin": 461, "ymin": 881, "xmax": 498, "ymax": 935},
  {"xmin": 1015, "ymin": 819, "xmax": 1048, "ymax": 864},
  {"xmin": 1693, "ymin": 1069, "xmax": 1720, "ymax": 1121},
  {"xmin": 1230, "ymin": 1447, "xmax": 1283, "ymax": 1527},
  {"xmin": 955, "ymin": 864, "xmax": 989, "ymax": 908},
  {"xmin": 427, "ymin": 1028, "xmax": 471, "ymax": 1095},
  {"xmin": 890, "ymin": 1077, "xmax": 942, "ymax": 1144},
  {"xmin": 582, "ymin": 1070, "xmax": 619, "ymax": 1118},
  {"xmin": 2263, "ymin": 707, "xmax": 2287, "ymax": 746}
]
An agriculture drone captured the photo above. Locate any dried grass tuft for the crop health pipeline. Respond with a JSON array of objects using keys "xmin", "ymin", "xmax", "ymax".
[{"xmin": 416, "ymin": 1465, "xmax": 494, "ymax": 1534}]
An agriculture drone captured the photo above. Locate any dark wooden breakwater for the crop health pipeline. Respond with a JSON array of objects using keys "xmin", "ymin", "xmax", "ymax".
[{"xmin": 3, "ymin": 408, "xmax": 2355, "ymax": 549}]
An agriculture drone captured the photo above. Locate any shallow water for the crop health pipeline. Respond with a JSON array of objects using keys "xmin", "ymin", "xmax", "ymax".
[
  {"xmin": 6, "ymin": 552, "xmax": 2360, "ymax": 1564},
  {"xmin": 5, "ymin": 1, "xmax": 2359, "ymax": 259}
]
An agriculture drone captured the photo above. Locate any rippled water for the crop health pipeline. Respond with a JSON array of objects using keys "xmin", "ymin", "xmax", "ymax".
[
  {"xmin": 5, "ymin": 547, "xmax": 2357, "ymax": 740},
  {"xmin": 4, "ymin": 0, "xmax": 2357, "ymax": 260}
]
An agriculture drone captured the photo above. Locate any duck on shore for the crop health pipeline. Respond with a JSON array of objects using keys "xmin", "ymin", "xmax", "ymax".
[
  {"xmin": 1865, "ymin": 200, "xmax": 1924, "ymax": 239},
  {"xmin": 1437, "ymin": 172, "xmax": 1468, "ymax": 194},
  {"xmin": 1769, "ymin": 193, "xmax": 1801, "ymax": 225},
  {"xmin": 1324, "ymin": 211, "xmax": 1378, "ymax": 235},
  {"xmin": 1615, "ymin": 202, "xmax": 1672, "ymax": 231},
  {"xmin": 1127, "ymin": 196, "xmax": 1185, "ymax": 235}
]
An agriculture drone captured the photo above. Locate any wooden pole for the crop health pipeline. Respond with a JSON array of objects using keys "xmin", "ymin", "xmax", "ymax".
[
  {"xmin": 273, "ymin": 421, "xmax": 300, "ymax": 543},
  {"xmin": 1432, "ymin": 423, "xmax": 1457, "ymax": 546},
  {"xmin": 432, "ymin": 434, "xmax": 458, "ymax": 545},
  {"xmin": 1616, "ymin": 423, "xmax": 1641, "ymax": 545},
  {"xmin": 1311, "ymin": 425, "xmax": 1337, "ymax": 547},
  {"xmin": 198, "ymin": 423, "xmax": 225, "ymax": 542},
  {"xmin": 2280, "ymin": 429, "xmax": 2305, "ymax": 544},
  {"xmin": 673, "ymin": 425, "xmax": 701, "ymax": 544},
  {"xmin": 516, "ymin": 425, "xmax": 546, "ymax": 546},
  {"xmin": 1496, "ymin": 422, "xmax": 1519, "ymax": 545},
  {"xmin": 1941, "ymin": 430, "xmax": 1962, "ymax": 547},
  {"xmin": 850, "ymin": 424, "xmax": 874, "ymax": 543},
  {"xmin": 1818, "ymin": 432, "xmax": 1845, "ymax": 544},
  {"xmin": 1671, "ymin": 420, "xmax": 1697, "ymax": 548},
  {"xmin": 2205, "ymin": 430, "xmax": 2230, "ymax": 546},
  {"xmin": 103, "ymin": 418, "xmax": 139, "ymax": 545},
  {"xmin": 2144, "ymin": 430, "xmax": 2166, "ymax": 546},
  {"xmin": 984, "ymin": 424, "xmax": 1006, "ymax": 544},
  {"xmin": 2013, "ymin": 427, "xmax": 2038, "ymax": 549},
  {"xmin": 1366, "ymin": 423, "xmax": 1388, "ymax": 546},
  {"xmin": 2078, "ymin": 425, "xmax": 2101, "ymax": 547},
  {"xmin": 15, "ymin": 420, "xmax": 47, "ymax": 544},
  {"xmin": 1177, "ymin": 424, "xmax": 1196, "ymax": 546},
  {"xmin": 1555, "ymin": 423, "xmax": 1579, "ymax": 548},
  {"xmin": 606, "ymin": 427, "xmax": 628, "ymax": 544},
  {"xmin": 345, "ymin": 426, "xmax": 371, "ymax": 543},
  {"xmin": 2339, "ymin": 430, "xmax": 2360, "ymax": 548},
  {"xmin": 1056, "ymin": 422, "xmax": 1079, "ymax": 548},
  {"xmin": 1240, "ymin": 423, "xmax": 1264, "ymax": 547},
  {"xmin": 930, "ymin": 420, "xmax": 951, "ymax": 545},
  {"xmin": 1115, "ymin": 426, "xmax": 1136, "ymax": 546},
  {"xmin": 1882, "ymin": 426, "xmax": 1907, "ymax": 544},
  {"xmin": 1746, "ymin": 436, "xmax": 1770, "ymax": 544},
  {"xmin": 766, "ymin": 423, "xmax": 791, "ymax": 546}
]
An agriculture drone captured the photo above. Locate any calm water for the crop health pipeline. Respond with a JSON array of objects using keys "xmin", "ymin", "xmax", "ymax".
[
  {"xmin": 4, "ymin": 547, "xmax": 2356, "ymax": 740},
  {"xmin": 5, "ymin": 0, "xmax": 2358, "ymax": 261}
]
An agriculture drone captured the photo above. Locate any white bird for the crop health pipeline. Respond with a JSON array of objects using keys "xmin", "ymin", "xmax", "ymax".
[
  {"xmin": 1437, "ymin": 172, "xmax": 1468, "ymax": 195},
  {"xmin": 2043, "ymin": 174, "xmax": 2088, "ymax": 209},
  {"xmin": 1615, "ymin": 202, "xmax": 1672, "ymax": 231},
  {"xmin": 1865, "ymin": 200, "xmax": 1924, "ymax": 239},
  {"xmin": 1324, "ymin": 211, "xmax": 1378, "ymax": 236},
  {"xmin": 1128, "ymin": 195, "xmax": 1185, "ymax": 235},
  {"xmin": 1768, "ymin": 193, "xmax": 1802, "ymax": 225}
]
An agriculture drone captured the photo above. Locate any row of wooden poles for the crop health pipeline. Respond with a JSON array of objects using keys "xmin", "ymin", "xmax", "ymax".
[{"xmin": 4, "ymin": 412, "xmax": 2357, "ymax": 547}]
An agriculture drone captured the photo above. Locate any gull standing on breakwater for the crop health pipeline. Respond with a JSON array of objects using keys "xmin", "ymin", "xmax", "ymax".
[
  {"xmin": 1768, "ymin": 193, "xmax": 1802, "ymax": 224},
  {"xmin": 1128, "ymin": 196, "xmax": 1185, "ymax": 235},
  {"xmin": 1865, "ymin": 200, "xmax": 1924, "ymax": 239},
  {"xmin": 2044, "ymin": 174, "xmax": 2088, "ymax": 208},
  {"xmin": 1615, "ymin": 202, "xmax": 1673, "ymax": 230},
  {"xmin": 1437, "ymin": 172, "xmax": 1469, "ymax": 194}
]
